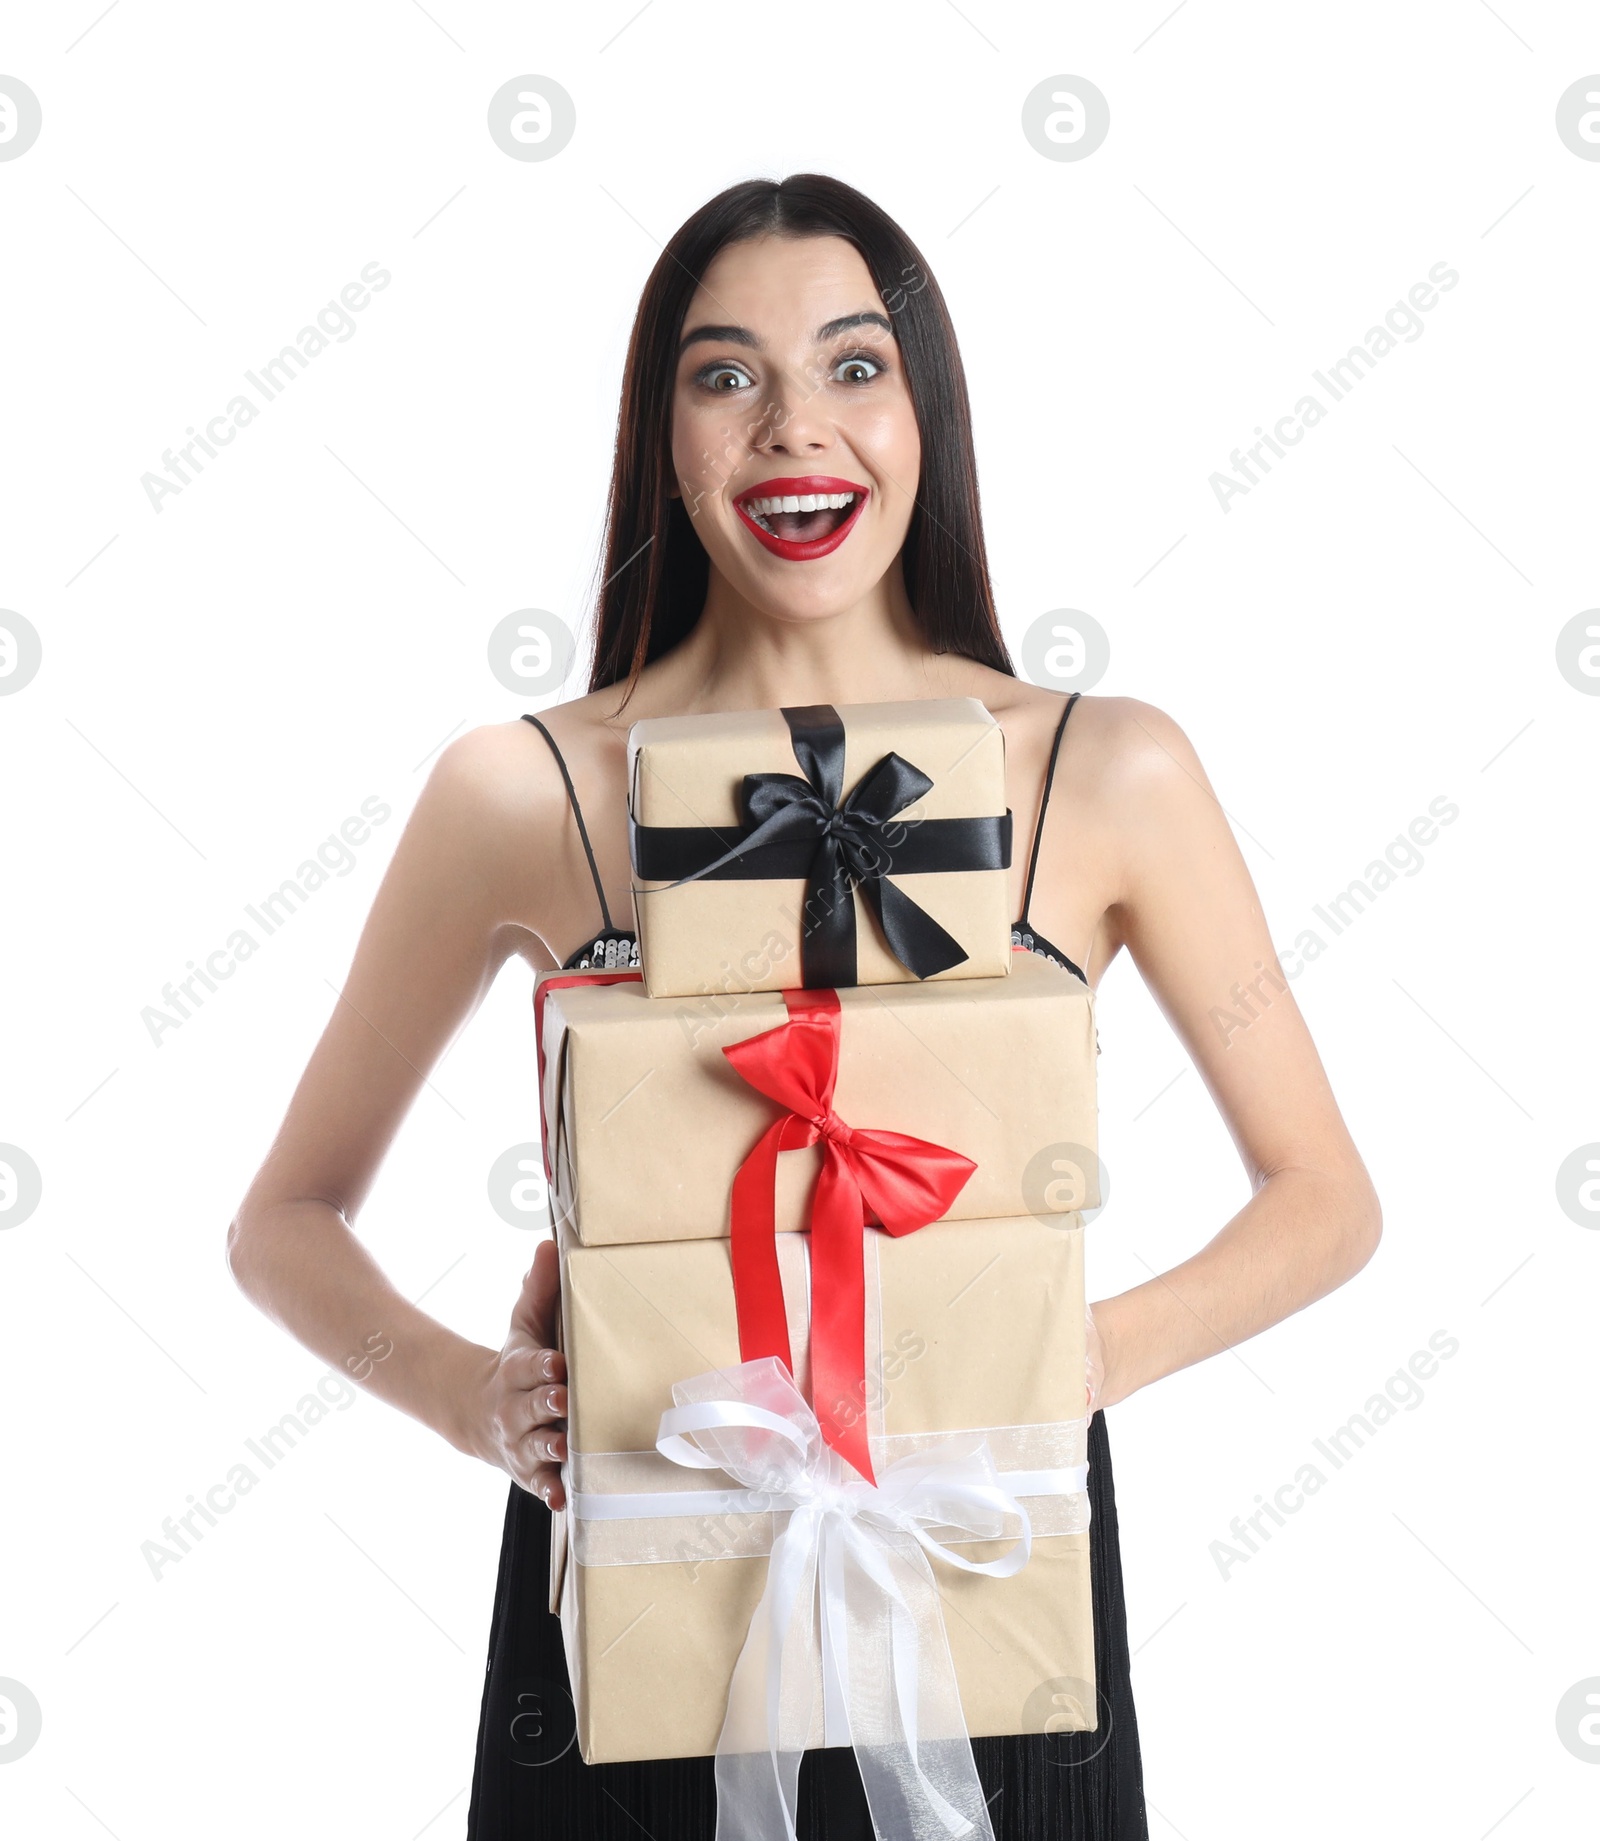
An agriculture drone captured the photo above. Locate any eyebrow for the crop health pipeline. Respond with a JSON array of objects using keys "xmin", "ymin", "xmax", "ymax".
[{"xmin": 676, "ymin": 310, "xmax": 895, "ymax": 361}]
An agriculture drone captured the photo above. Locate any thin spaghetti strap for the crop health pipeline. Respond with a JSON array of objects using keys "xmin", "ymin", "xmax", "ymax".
[
  {"xmin": 1019, "ymin": 692, "xmax": 1081, "ymax": 926},
  {"xmin": 520, "ymin": 713, "xmax": 614, "ymax": 932}
]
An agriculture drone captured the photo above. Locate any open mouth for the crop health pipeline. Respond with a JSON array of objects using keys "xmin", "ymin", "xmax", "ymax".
[{"xmin": 732, "ymin": 475, "xmax": 870, "ymax": 561}]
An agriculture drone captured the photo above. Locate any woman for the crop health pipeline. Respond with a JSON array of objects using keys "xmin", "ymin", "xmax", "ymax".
[{"xmin": 228, "ymin": 174, "xmax": 1381, "ymax": 1838}]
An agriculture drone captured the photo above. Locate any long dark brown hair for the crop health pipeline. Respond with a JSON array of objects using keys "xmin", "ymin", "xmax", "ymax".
[{"xmin": 587, "ymin": 173, "xmax": 1014, "ymax": 693}]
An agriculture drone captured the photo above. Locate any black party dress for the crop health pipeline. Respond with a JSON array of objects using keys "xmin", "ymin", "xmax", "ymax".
[{"xmin": 467, "ymin": 692, "xmax": 1149, "ymax": 1838}]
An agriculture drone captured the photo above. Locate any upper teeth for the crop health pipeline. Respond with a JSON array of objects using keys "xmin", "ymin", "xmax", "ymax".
[{"xmin": 745, "ymin": 491, "xmax": 857, "ymax": 516}]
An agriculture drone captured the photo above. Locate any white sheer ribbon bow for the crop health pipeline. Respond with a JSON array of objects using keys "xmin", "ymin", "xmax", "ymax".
[{"xmin": 648, "ymin": 1357, "xmax": 1060, "ymax": 1841}]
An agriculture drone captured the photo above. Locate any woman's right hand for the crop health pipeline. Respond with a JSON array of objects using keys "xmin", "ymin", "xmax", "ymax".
[{"xmin": 474, "ymin": 1237, "xmax": 569, "ymax": 1508}]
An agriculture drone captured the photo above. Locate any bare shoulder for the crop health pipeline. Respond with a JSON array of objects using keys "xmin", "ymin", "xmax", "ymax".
[
  {"xmin": 1072, "ymin": 693, "xmax": 1216, "ymax": 804},
  {"xmin": 976, "ymin": 669, "xmax": 1210, "ymax": 816},
  {"xmin": 437, "ymin": 673, "xmax": 640, "ymax": 804},
  {"xmin": 1062, "ymin": 694, "xmax": 1224, "ymax": 894},
  {"xmin": 420, "ymin": 716, "xmax": 566, "ymax": 848},
  {"xmin": 403, "ymin": 701, "xmax": 603, "ymax": 920},
  {"xmin": 974, "ymin": 680, "xmax": 1225, "ymax": 975},
  {"xmin": 409, "ymin": 686, "xmax": 651, "ymax": 966}
]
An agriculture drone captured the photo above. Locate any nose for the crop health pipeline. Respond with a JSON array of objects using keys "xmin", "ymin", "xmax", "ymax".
[{"xmin": 751, "ymin": 363, "xmax": 833, "ymax": 457}]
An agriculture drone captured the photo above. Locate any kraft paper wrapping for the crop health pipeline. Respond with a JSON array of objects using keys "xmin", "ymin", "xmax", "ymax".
[
  {"xmin": 553, "ymin": 1214, "xmax": 1095, "ymax": 1764},
  {"xmin": 538, "ymin": 949, "xmax": 1101, "ymax": 1248},
  {"xmin": 627, "ymin": 698, "xmax": 1013, "ymax": 998}
]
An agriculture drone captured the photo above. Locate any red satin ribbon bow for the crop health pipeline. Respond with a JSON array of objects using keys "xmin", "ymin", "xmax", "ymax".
[{"xmin": 723, "ymin": 988, "xmax": 977, "ymax": 1485}]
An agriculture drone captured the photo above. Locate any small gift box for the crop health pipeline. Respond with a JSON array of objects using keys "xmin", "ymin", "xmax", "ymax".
[
  {"xmin": 553, "ymin": 1214, "xmax": 1096, "ymax": 1772},
  {"xmin": 627, "ymin": 697, "xmax": 1014, "ymax": 997},
  {"xmin": 534, "ymin": 948, "xmax": 1100, "ymax": 1251}
]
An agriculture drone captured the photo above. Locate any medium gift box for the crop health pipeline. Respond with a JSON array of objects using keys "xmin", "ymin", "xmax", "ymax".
[
  {"xmin": 627, "ymin": 697, "xmax": 1014, "ymax": 998},
  {"xmin": 535, "ymin": 947, "xmax": 1101, "ymax": 1250},
  {"xmin": 551, "ymin": 1213, "xmax": 1096, "ymax": 1768}
]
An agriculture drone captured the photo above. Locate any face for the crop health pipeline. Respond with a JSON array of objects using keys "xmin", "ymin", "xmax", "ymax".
[{"xmin": 668, "ymin": 234, "xmax": 922, "ymax": 622}]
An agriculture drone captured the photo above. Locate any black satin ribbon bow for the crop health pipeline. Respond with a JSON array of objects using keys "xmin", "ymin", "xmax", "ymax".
[{"xmin": 630, "ymin": 704, "xmax": 1013, "ymax": 988}]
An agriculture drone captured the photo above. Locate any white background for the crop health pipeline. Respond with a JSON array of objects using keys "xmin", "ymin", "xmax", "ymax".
[{"xmin": 2, "ymin": 3, "xmax": 1596, "ymax": 1836}]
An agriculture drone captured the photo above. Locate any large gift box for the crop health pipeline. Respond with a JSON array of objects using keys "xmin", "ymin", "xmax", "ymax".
[
  {"xmin": 552, "ymin": 1213, "xmax": 1095, "ymax": 1766},
  {"xmin": 627, "ymin": 698, "xmax": 1014, "ymax": 997},
  {"xmin": 535, "ymin": 948, "xmax": 1100, "ymax": 1248}
]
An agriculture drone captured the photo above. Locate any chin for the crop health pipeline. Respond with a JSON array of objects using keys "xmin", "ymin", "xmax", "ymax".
[{"xmin": 733, "ymin": 564, "xmax": 886, "ymax": 625}]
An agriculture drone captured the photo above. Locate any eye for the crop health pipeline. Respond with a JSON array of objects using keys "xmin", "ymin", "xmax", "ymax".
[
  {"xmin": 832, "ymin": 349, "xmax": 886, "ymax": 385},
  {"xmin": 693, "ymin": 360, "xmax": 755, "ymax": 393}
]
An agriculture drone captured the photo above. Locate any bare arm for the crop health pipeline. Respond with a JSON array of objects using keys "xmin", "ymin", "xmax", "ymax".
[
  {"xmin": 226, "ymin": 721, "xmax": 573, "ymax": 1503},
  {"xmin": 1064, "ymin": 700, "xmax": 1383, "ymax": 1407}
]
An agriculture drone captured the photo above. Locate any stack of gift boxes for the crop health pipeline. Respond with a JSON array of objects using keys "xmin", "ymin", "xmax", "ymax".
[{"xmin": 533, "ymin": 696, "xmax": 1105, "ymax": 1779}]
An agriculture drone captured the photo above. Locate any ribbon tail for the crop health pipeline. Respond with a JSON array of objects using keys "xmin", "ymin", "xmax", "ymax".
[
  {"xmin": 809, "ymin": 1149, "xmax": 876, "ymax": 1485},
  {"xmin": 858, "ymin": 872, "xmax": 970, "ymax": 980},
  {"xmin": 729, "ymin": 1121, "xmax": 797, "ymax": 1381},
  {"xmin": 819, "ymin": 1509, "xmax": 854, "ymax": 1749},
  {"xmin": 713, "ymin": 1500, "xmax": 822, "ymax": 1841},
  {"xmin": 840, "ymin": 1523, "xmax": 993, "ymax": 1841}
]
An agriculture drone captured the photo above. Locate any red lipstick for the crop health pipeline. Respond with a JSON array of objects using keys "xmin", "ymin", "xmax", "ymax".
[{"xmin": 732, "ymin": 474, "xmax": 870, "ymax": 561}]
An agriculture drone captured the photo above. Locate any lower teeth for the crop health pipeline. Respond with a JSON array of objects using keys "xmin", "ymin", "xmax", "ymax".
[{"xmin": 750, "ymin": 510, "xmax": 849, "ymax": 537}]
